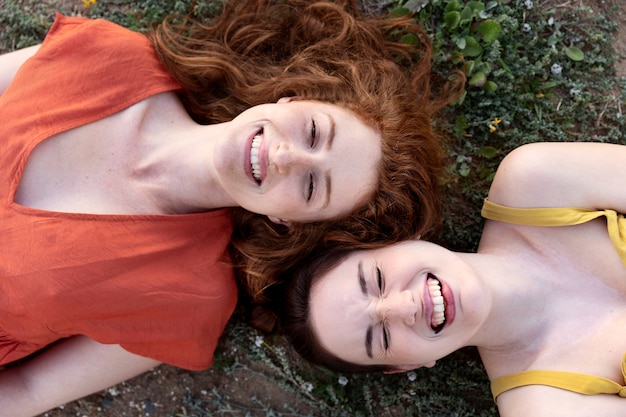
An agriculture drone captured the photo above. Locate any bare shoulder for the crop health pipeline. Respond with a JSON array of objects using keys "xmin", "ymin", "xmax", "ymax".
[
  {"xmin": 0, "ymin": 44, "xmax": 40, "ymax": 96},
  {"xmin": 488, "ymin": 142, "xmax": 626, "ymax": 211},
  {"xmin": 498, "ymin": 385, "xmax": 626, "ymax": 417}
]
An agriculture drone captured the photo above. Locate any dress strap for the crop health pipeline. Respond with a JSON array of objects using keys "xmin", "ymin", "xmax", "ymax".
[
  {"xmin": 481, "ymin": 199, "xmax": 626, "ymax": 266},
  {"xmin": 481, "ymin": 198, "xmax": 606, "ymax": 226},
  {"xmin": 491, "ymin": 354, "xmax": 626, "ymax": 401}
]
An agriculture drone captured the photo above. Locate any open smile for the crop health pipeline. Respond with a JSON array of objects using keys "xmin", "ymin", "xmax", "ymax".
[
  {"xmin": 248, "ymin": 129, "xmax": 266, "ymax": 184},
  {"xmin": 425, "ymin": 273, "xmax": 455, "ymax": 334}
]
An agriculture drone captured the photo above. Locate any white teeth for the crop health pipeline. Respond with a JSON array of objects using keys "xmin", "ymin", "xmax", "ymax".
[
  {"xmin": 427, "ymin": 277, "xmax": 446, "ymax": 329},
  {"xmin": 251, "ymin": 135, "xmax": 262, "ymax": 182}
]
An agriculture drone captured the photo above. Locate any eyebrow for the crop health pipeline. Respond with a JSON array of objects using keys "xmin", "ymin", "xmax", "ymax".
[
  {"xmin": 358, "ymin": 260, "xmax": 366, "ymax": 294},
  {"xmin": 321, "ymin": 114, "xmax": 335, "ymax": 209},
  {"xmin": 366, "ymin": 325, "xmax": 373, "ymax": 359},
  {"xmin": 358, "ymin": 261, "xmax": 374, "ymax": 358}
]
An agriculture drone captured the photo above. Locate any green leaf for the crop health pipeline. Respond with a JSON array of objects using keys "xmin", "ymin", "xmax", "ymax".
[
  {"xmin": 498, "ymin": 57, "xmax": 512, "ymax": 75},
  {"xmin": 467, "ymin": 1, "xmax": 485, "ymax": 13},
  {"xmin": 462, "ymin": 36, "xmax": 483, "ymax": 57},
  {"xmin": 444, "ymin": 0, "xmax": 460, "ymax": 13},
  {"xmin": 451, "ymin": 52, "xmax": 465, "ymax": 65},
  {"xmin": 400, "ymin": 33, "xmax": 419, "ymax": 45},
  {"xmin": 565, "ymin": 46, "xmax": 584, "ymax": 61},
  {"xmin": 539, "ymin": 81, "xmax": 559, "ymax": 90},
  {"xmin": 483, "ymin": 80, "xmax": 498, "ymax": 91},
  {"xmin": 476, "ymin": 19, "xmax": 502, "ymax": 43},
  {"xmin": 460, "ymin": 5, "xmax": 475, "ymax": 25},
  {"xmin": 390, "ymin": 6, "xmax": 411, "ymax": 16},
  {"xmin": 455, "ymin": 115, "xmax": 468, "ymax": 137},
  {"xmin": 458, "ymin": 162, "xmax": 471, "ymax": 177},
  {"xmin": 402, "ymin": 0, "xmax": 428, "ymax": 13},
  {"xmin": 485, "ymin": 1, "xmax": 499, "ymax": 11},
  {"xmin": 479, "ymin": 146, "xmax": 499, "ymax": 159},
  {"xmin": 453, "ymin": 89, "xmax": 467, "ymax": 105},
  {"xmin": 465, "ymin": 60, "xmax": 476, "ymax": 75},
  {"xmin": 469, "ymin": 70, "xmax": 487, "ymax": 87},
  {"xmin": 445, "ymin": 11, "xmax": 461, "ymax": 30}
]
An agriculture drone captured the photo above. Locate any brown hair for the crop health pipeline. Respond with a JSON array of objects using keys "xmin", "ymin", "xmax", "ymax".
[
  {"xmin": 279, "ymin": 247, "xmax": 391, "ymax": 373},
  {"xmin": 151, "ymin": 0, "xmax": 464, "ymax": 314}
]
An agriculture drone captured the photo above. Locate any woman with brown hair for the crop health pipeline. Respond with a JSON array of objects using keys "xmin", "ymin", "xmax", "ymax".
[
  {"xmin": 0, "ymin": 0, "xmax": 460, "ymax": 415},
  {"xmin": 281, "ymin": 142, "xmax": 626, "ymax": 417}
]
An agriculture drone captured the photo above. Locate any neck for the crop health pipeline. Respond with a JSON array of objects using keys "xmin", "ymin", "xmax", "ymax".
[
  {"xmin": 132, "ymin": 94, "xmax": 235, "ymax": 214},
  {"xmin": 460, "ymin": 250, "xmax": 552, "ymax": 359}
]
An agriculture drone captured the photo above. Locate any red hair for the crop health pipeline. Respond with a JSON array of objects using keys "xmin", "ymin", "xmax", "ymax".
[{"xmin": 151, "ymin": 0, "xmax": 464, "ymax": 316}]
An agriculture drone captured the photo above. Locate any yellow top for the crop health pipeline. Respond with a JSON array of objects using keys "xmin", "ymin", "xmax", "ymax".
[
  {"xmin": 481, "ymin": 199, "xmax": 626, "ymax": 266},
  {"xmin": 481, "ymin": 199, "xmax": 626, "ymax": 400}
]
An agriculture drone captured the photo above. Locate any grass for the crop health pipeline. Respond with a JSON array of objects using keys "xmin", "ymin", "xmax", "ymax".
[{"xmin": 2, "ymin": 0, "xmax": 624, "ymax": 415}]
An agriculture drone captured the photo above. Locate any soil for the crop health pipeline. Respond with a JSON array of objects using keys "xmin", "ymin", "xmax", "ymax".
[
  {"xmin": 17, "ymin": 0, "xmax": 626, "ymax": 416},
  {"xmin": 588, "ymin": 0, "xmax": 626, "ymax": 77}
]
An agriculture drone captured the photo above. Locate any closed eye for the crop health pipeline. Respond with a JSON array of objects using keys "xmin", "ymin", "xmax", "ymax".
[
  {"xmin": 382, "ymin": 324, "xmax": 389, "ymax": 351},
  {"xmin": 306, "ymin": 173, "xmax": 314, "ymax": 202},
  {"xmin": 377, "ymin": 266, "xmax": 389, "ymax": 351},
  {"xmin": 310, "ymin": 119, "xmax": 318, "ymax": 147}
]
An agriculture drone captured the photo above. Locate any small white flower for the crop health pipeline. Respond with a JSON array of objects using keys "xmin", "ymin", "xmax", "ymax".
[
  {"xmin": 407, "ymin": 371, "xmax": 417, "ymax": 381},
  {"xmin": 547, "ymin": 17, "xmax": 554, "ymax": 26},
  {"xmin": 551, "ymin": 63, "xmax": 562, "ymax": 75},
  {"xmin": 524, "ymin": 0, "xmax": 533, "ymax": 9},
  {"xmin": 302, "ymin": 382, "xmax": 314, "ymax": 392},
  {"xmin": 338, "ymin": 376, "xmax": 349, "ymax": 386},
  {"xmin": 569, "ymin": 88, "xmax": 581, "ymax": 96},
  {"xmin": 522, "ymin": 23, "xmax": 531, "ymax": 33},
  {"xmin": 254, "ymin": 335, "xmax": 264, "ymax": 348}
]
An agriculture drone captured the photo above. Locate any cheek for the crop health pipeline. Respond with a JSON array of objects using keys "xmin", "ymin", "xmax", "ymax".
[{"xmin": 273, "ymin": 183, "xmax": 298, "ymax": 205}]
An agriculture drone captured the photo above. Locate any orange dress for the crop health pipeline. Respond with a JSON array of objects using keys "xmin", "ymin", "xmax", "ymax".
[{"xmin": 0, "ymin": 15, "xmax": 238, "ymax": 370}]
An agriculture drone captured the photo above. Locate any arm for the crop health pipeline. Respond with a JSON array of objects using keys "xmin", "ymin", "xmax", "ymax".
[
  {"xmin": 0, "ymin": 45, "xmax": 40, "ymax": 96},
  {"xmin": 488, "ymin": 142, "xmax": 626, "ymax": 213},
  {"xmin": 0, "ymin": 335, "xmax": 160, "ymax": 417}
]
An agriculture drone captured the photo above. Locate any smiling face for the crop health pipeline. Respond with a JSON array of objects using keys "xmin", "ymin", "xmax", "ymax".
[
  {"xmin": 213, "ymin": 99, "xmax": 382, "ymax": 223},
  {"xmin": 308, "ymin": 240, "xmax": 490, "ymax": 370}
]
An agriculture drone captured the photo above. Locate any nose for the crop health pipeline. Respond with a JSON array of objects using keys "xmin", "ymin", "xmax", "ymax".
[
  {"xmin": 374, "ymin": 290, "xmax": 417, "ymax": 326},
  {"xmin": 272, "ymin": 143, "xmax": 313, "ymax": 174}
]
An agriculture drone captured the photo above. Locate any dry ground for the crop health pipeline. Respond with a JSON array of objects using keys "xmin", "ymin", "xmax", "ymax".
[{"xmin": 29, "ymin": 0, "xmax": 626, "ymax": 416}]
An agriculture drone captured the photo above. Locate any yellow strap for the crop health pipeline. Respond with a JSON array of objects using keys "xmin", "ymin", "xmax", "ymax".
[
  {"xmin": 481, "ymin": 199, "xmax": 626, "ymax": 267},
  {"xmin": 491, "ymin": 355, "xmax": 626, "ymax": 401},
  {"xmin": 481, "ymin": 199, "xmax": 606, "ymax": 226}
]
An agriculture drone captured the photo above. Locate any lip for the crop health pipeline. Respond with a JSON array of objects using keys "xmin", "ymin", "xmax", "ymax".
[
  {"xmin": 244, "ymin": 129, "xmax": 267, "ymax": 185},
  {"xmin": 423, "ymin": 277, "xmax": 434, "ymax": 329},
  {"xmin": 423, "ymin": 274, "xmax": 456, "ymax": 332},
  {"xmin": 440, "ymin": 278, "xmax": 456, "ymax": 327}
]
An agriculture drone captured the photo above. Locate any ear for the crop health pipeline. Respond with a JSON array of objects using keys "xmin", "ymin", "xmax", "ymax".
[
  {"xmin": 382, "ymin": 361, "xmax": 436, "ymax": 375},
  {"xmin": 277, "ymin": 96, "xmax": 301, "ymax": 104},
  {"xmin": 267, "ymin": 216, "xmax": 292, "ymax": 227}
]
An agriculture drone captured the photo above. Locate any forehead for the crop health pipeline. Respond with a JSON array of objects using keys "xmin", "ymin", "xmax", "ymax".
[
  {"xmin": 321, "ymin": 103, "xmax": 382, "ymax": 217},
  {"xmin": 309, "ymin": 252, "xmax": 372, "ymax": 363}
]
